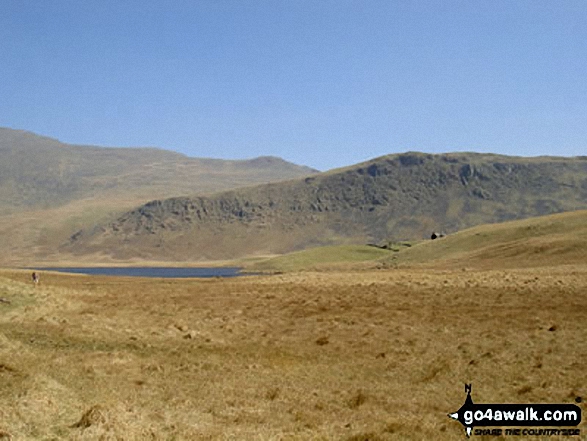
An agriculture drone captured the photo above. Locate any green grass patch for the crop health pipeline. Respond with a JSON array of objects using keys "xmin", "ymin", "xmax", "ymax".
[{"xmin": 249, "ymin": 245, "xmax": 391, "ymax": 272}]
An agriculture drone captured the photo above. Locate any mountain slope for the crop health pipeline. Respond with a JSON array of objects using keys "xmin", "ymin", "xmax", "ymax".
[
  {"xmin": 66, "ymin": 152, "xmax": 587, "ymax": 261},
  {"xmin": 0, "ymin": 127, "xmax": 316, "ymax": 264}
]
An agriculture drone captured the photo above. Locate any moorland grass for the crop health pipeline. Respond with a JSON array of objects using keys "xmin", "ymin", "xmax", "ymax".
[{"xmin": 0, "ymin": 263, "xmax": 585, "ymax": 440}]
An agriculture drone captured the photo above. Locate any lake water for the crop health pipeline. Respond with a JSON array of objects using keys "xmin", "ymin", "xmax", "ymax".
[{"xmin": 36, "ymin": 267, "xmax": 245, "ymax": 278}]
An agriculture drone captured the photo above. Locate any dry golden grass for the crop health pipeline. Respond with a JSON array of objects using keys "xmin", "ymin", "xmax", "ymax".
[{"xmin": 0, "ymin": 264, "xmax": 586, "ymax": 440}]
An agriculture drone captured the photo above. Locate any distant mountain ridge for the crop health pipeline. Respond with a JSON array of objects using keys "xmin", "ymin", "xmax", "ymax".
[
  {"xmin": 66, "ymin": 152, "xmax": 587, "ymax": 261},
  {"xmin": 0, "ymin": 127, "xmax": 317, "ymax": 212}
]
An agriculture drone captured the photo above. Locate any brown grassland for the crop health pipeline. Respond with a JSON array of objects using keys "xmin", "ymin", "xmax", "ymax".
[
  {"xmin": 1, "ymin": 211, "xmax": 586, "ymax": 440},
  {"xmin": 0, "ymin": 266, "xmax": 586, "ymax": 440}
]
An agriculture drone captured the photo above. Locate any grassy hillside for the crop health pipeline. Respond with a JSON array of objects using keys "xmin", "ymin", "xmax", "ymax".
[
  {"xmin": 248, "ymin": 210, "xmax": 587, "ymax": 272},
  {"xmin": 0, "ymin": 128, "xmax": 316, "ymax": 264},
  {"xmin": 380, "ymin": 209, "xmax": 587, "ymax": 270},
  {"xmin": 67, "ymin": 152, "xmax": 587, "ymax": 262}
]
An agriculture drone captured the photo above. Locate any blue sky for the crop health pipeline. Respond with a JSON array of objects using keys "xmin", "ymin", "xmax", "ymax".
[{"xmin": 1, "ymin": 1, "xmax": 586, "ymax": 170}]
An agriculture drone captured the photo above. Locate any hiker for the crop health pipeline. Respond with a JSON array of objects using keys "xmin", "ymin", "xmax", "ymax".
[{"xmin": 32, "ymin": 272, "xmax": 39, "ymax": 285}]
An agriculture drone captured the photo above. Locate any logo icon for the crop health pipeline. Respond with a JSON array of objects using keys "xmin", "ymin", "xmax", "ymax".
[
  {"xmin": 448, "ymin": 384, "xmax": 476, "ymax": 437},
  {"xmin": 448, "ymin": 384, "xmax": 582, "ymax": 438}
]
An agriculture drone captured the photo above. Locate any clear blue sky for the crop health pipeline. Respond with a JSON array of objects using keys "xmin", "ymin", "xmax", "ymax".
[{"xmin": 1, "ymin": 1, "xmax": 585, "ymax": 170}]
